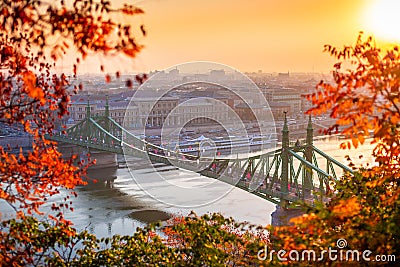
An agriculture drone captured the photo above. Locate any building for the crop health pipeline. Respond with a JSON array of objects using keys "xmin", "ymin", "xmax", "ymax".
[
  {"xmin": 234, "ymin": 103, "xmax": 272, "ymax": 122},
  {"xmin": 268, "ymin": 102, "xmax": 291, "ymax": 120},
  {"xmin": 67, "ymin": 84, "xmax": 272, "ymax": 130},
  {"xmin": 263, "ymin": 88, "xmax": 302, "ymax": 118},
  {"xmin": 67, "ymin": 93, "xmax": 180, "ymax": 129},
  {"xmin": 131, "ymin": 96, "xmax": 179, "ymax": 128},
  {"xmin": 175, "ymin": 98, "xmax": 230, "ymax": 126}
]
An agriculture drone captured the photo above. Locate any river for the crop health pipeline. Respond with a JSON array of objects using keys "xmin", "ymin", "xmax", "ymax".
[{"xmin": 0, "ymin": 138, "xmax": 375, "ymax": 238}]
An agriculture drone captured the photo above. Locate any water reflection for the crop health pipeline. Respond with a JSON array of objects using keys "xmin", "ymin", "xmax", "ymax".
[
  {"xmin": 67, "ymin": 138, "xmax": 375, "ymax": 237},
  {"xmin": 64, "ymin": 166, "xmax": 172, "ymax": 238},
  {"xmin": 66, "ymin": 160, "xmax": 277, "ymax": 238},
  {"xmin": 0, "ymin": 139, "xmax": 376, "ymax": 238}
]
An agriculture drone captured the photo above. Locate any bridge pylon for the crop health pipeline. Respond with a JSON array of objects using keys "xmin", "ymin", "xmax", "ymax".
[
  {"xmin": 281, "ymin": 112, "xmax": 289, "ymax": 208},
  {"xmin": 303, "ymin": 114, "xmax": 313, "ymax": 198},
  {"xmin": 104, "ymin": 95, "xmax": 110, "ymax": 144},
  {"xmin": 85, "ymin": 98, "xmax": 91, "ymax": 153}
]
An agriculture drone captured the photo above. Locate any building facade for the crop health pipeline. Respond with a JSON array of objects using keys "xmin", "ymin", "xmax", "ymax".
[{"xmin": 263, "ymin": 88, "xmax": 302, "ymax": 118}]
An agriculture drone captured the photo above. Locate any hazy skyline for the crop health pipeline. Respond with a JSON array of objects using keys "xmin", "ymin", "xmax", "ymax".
[{"xmin": 64, "ymin": 0, "xmax": 400, "ymax": 75}]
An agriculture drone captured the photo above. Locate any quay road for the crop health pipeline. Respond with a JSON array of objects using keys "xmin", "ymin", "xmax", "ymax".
[{"xmin": 134, "ymin": 116, "xmax": 337, "ymax": 145}]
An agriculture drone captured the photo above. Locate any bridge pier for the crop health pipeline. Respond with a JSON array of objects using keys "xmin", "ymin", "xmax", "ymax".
[
  {"xmin": 88, "ymin": 151, "xmax": 118, "ymax": 169},
  {"xmin": 271, "ymin": 205, "xmax": 305, "ymax": 226},
  {"xmin": 58, "ymin": 143, "xmax": 117, "ymax": 169}
]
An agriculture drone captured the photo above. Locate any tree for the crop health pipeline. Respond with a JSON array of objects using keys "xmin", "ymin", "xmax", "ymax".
[
  {"xmin": 0, "ymin": 0, "xmax": 145, "ymax": 265},
  {"xmin": 0, "ymin": 212, "xmax": 271, "ymax": 266},
  {"xmin": 0, "ymin": 2, "xmax": 270, "ymax": 265},
  {"xmin": 311, "ymin": 33, "xmax": 400, "ymax": 198},
  {"xmin": 267, "ymin": 33, "xmax": 400, "ymax": 266}
]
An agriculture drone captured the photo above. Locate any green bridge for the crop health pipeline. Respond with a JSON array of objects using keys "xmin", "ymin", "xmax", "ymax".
[{"xmin": 47, "ymin": 100, "xmax": 353, "ymax": 208}]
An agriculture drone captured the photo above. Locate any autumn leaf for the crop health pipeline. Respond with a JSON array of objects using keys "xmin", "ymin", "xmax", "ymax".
[
  {"xmin": 123, "ymin": 47, "xmax": 142, "ymax": 57},
  {"xmin": 22, "ymin": 71, "xmax": 45, "ymax": 103},
  {"xmin": 332, "ymin": 197, "xmax": 361, "ymax": 219}
]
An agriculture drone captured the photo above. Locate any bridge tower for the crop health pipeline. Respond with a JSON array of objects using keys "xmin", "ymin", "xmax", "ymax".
[
  {"xmin": 84, "ymin": 98, "xmax": 91, "ymax": 156},
  {"xmin": 303, "ymin": 114, "xmax": 313, "ymax": 196},
  {"xmin": 86, "ymin": 98, "xmax": 91, "ymax": 118},
  {"xmin": 105, "ymin": 94, "xmax": 110, "ymax": 132},
  {"xmin": 85, "ymin": 98, "xmax": 91, "ymax": 138},
  {"xmin": 105, "ymin": 94, "xmax": 110, "ymax": 117},
  {"xmin": 281, "ymin": 112, "xmax": 289, "ymax": 207}
]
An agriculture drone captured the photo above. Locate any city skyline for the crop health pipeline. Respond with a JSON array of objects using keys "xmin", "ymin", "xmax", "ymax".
[{"xmin": 58, "ymin": 0, "xmax": 400, "ymax": 75}]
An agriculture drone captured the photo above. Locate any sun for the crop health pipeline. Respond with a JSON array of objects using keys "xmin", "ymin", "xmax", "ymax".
[{"xmin": 363, "ymin": 0, "xmax": 400, "ymax": 42}]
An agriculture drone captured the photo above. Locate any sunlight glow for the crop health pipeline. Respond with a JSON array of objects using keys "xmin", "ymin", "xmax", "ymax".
[{"xmin": 364, "ymin": 0, "xmax": 400, "ymax": 42}]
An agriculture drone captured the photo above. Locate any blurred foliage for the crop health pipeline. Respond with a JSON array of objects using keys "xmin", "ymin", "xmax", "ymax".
[
  {"xmin": 0, "ymin": 213, "xmax": 269, "ymax": 266},
  {"xmin": 266, "ymin": 33, "xmax": 400, "ymax": 266},
  {"xmin": 0, "ymin": 0, "xmax": 145, "ymax": 265}
]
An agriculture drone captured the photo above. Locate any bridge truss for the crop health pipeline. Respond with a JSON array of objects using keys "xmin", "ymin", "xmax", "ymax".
[{"xmin": 48, "ymin": 100, "xmax": 353, "ymax": 207}]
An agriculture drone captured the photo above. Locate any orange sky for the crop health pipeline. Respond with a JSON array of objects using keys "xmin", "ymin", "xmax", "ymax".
[{"xmin": 74, "ymin": 0, "xmax": 400, "ymax": 74}]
